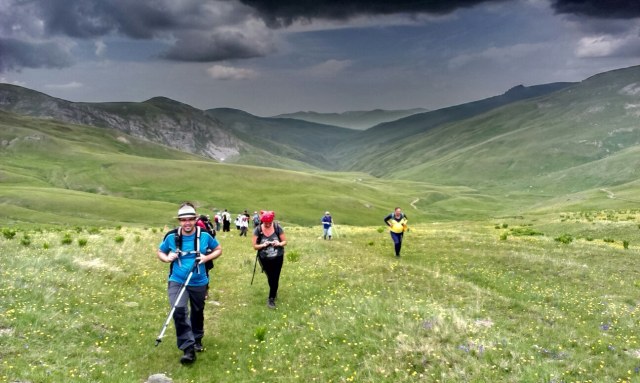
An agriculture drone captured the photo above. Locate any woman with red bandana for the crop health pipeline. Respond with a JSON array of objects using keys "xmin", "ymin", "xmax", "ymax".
[{"xmin": 252, "ymin": 210, "xmax": 287, "ymax": 309}]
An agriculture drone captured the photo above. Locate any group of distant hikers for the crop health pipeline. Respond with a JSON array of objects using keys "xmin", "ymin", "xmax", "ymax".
[
  {"xmin": 203, "ymin": 209, "xmax": 262, "ymax": 235},
  {"xmin": 156, "ymin": 203, "xmax": 408, "ymax": 364}
]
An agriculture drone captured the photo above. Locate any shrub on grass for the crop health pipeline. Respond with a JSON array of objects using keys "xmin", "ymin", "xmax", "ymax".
[
  {"xmin": 623, "ymin": 240, "xmax": 629, "ymax": 249},
  {"xmin": 554, "ymin": 234, "xmax": 573, "ymax": 244},
  {"xmin": 377, "ymin": 227, "xmax": 385, "ymax": 233},
  {"xmin": 61, "ymin": 233, "xmax": 73, "ymax": 245},
  {"xmin": 114, "ymin": 235, "xmax": 125, "ymax": 243},
  {"xmin": 603, "ymin": 238, "xmax": 615, "ymax": 243},
  {"xmin": 88, "ymin": 227, "xmax": 101, "ymax": 234},
  {"xmin": 21, "ymin": 237, "xmax": 31, "ymax": 247},
  {"xmin": 2, "ymin": 228, "xmax": 16, "ymax": 240},
  {"xmin": 78, "ymin": 238, "xmax": 88, "ymax": 247},
  {"xmin": 510, "ymin": 227, "xmax": 544, "ymax": 236},
  {"xmin": 500, "ymin": 233, "xmax": 508, "ymax": 241},
  {"xmin": 43, "ymin": 243, "xmax": 50, "ymax": 249},
  {"xmin": 254, "ymin": 326, "xmax": 267, "ymax": 342},
  {"xmin": 286, "ymin": 250, "xmax": 300, "ymax": 262}
]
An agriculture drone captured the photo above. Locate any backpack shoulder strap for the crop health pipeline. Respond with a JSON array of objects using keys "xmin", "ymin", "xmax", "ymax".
[
  {"xmin": 169, "ymin": 227, "xmax": 204, "ymax": 253},
  {"xmin": 255, "ymin": 223, "xmax": 282, "ymax": 241},
  {"xmin": 164, "ymin": 227, "xmax": 181, "ymax": 251},
  {"xmin": 256, "ymin": 225, "xmax": 264, "ymax": 242},
  {"xmin": 163, "ymin": 227, "xmax": 179, "ymax": 240},
  {"xmin": 164, "ymin": 227, "xmax": 180, "ymax": 275},
  {"xmin": 274, "ymin": 222, "xmax": 282, "ymax": 241},
  {"xmin": 195, "ymin": 226, "xmax": 201, "ymax": 256}
]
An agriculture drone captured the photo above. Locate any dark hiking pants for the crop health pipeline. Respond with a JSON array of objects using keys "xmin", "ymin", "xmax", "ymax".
[{"xmin": 168, "ymin": 282, "xmax": 207, "ymax": 350}]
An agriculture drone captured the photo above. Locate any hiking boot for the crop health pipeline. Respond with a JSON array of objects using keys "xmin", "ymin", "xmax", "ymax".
[
  {"xmin": 180, "ymin": 347, "xmax": 196, "ymax": 364},
  {"xmin": 267, "ymin": 297, "xmax": 276, "ymax": 309},
  {"xmin": 194, "ymin": 339, "xmax": 203, "ymax": 352}
]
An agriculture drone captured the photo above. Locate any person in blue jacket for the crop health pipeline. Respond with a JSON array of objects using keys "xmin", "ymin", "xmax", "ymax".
[
  {"xmin": 157, "ymin": 202, "xmax": 222, "ymax": 364},
  {"xmin": 321, "ymin": 211, "xmax": 333, "ymax": 240}
]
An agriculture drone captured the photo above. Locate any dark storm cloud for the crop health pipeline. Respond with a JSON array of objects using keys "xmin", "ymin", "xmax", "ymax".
[
  {"xmin": 237, "ymin": 0, "xmax": 507, "ymax": 26},
  {"xmin": 3, "ymin": 0, "xmax": 639, "ymax": 73},
  {"xmin": 0, "ymin": 0, "xmax": 261, "ymax": 70},
  {"xmin": 161, "ymin": 30, "xmax": 274, "ymax": 62},
  {"xmin": 550, "ymin": 0, "xmax": 640, "ymax": 59},
  {"xmin": 238, "ymin": 0, "xmax": 640, "ymax": 24},
  {"xmin": 550, "ymin": 0, "xmax": 640, "ymax": 19},
  {"xmin": 0, "ymin": 38, "xmax": 73, "ymax": 72},
  {"xmin": 33, "ymin": 0, "xmax": 192, "ymax": 39}
]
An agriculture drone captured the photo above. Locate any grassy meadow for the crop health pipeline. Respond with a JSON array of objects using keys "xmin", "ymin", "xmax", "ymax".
[
  {"xmin": 2, "ymin": 211, "xmax": 640, "ymax": 383},
  {"xmin": 3, "ymin": 71, "xmax": 640, "ymax": 382}
]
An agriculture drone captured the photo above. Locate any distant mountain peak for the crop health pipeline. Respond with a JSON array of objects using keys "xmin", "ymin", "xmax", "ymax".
[
  {"xmin": 143, "ymin": 96, "xmax": 194, "ymax": 109},
  {"xmin": 273, "ymin": 108, "xmax": 429, "ymax": 130},
  {"xmin": 505, "ymin": 84, "xmax": 526, "ymax": 94}
]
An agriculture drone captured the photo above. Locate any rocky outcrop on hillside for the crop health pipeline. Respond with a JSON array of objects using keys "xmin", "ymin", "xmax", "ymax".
[{"xmin": 0, "ymin": 85, "xmax": 242, "ymax": 161}]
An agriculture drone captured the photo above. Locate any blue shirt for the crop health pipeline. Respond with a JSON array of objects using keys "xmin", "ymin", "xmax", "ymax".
[
  {"xmin": 159, "ymin": 231, "xmax": 219, "ymax": 286},
  {"xmin": 321, "ymin": 215, "xmax": 332, "ymax": 229}
]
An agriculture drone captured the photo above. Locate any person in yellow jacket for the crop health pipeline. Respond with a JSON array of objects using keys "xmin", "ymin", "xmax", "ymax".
[{"xmin": 383, "ymin": 207, "xmax": 408, "ymax": 257}]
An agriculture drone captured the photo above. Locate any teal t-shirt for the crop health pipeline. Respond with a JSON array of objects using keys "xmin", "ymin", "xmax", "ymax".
[{"xmin": 159, "ymin": 231, "xmax": 219, "ymax": 286}]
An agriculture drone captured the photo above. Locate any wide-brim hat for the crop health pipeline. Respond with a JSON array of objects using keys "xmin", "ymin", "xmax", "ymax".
[{"xmin": 176, "ymin": 205, "xmax": 197, "ymax": 219}]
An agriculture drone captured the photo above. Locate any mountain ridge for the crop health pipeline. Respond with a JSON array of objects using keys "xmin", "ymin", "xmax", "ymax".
[
  {"xmin": 0, "ymin": 80, "xmax": 575, "ymax": 171},
  {"xmin": 272, "ymin": 108, "xmax": 428, "ymax": 130},
  {"xmin": 1, "ymin": 64, "xmax": 640, "ymax": 225},
  {"xmin": 0, "ymin": 84, "xmax": 245, "ymax": 161}
]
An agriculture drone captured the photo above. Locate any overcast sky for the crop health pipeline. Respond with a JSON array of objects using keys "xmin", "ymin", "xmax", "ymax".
[{"xmin": 1, "ymin": 0, "xmax": 639, "ymax": 116}]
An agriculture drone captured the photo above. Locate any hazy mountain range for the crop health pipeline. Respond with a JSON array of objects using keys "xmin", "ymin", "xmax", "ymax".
[
  {"xmin": 272, "ymin": 108, "xmax": 429, "ymax": 130},
  {"xmin": 1, "ymin": 64, "xmax": 639, "ymax": 225},
  {"xmin": 0, "ymin": 79, "xmax": 576, "ymax": 173}
]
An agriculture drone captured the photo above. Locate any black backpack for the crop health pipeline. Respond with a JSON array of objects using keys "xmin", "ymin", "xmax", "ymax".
[
  {"xmin": 196, "ymin": 215, "xmax": 216, "ymax": 238},
  {"xmin": 255, "ymin": 222, "xmax": 284, "ymax": 259},
  {"xmin": 163, "ymin": 226, "xmax": 214, "ymax": 273}
]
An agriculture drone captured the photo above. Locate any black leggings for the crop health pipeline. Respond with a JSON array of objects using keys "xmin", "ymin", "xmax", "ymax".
[{"xmin": 259, "ymin": 256, "xmax": 284, "ymax": 299}]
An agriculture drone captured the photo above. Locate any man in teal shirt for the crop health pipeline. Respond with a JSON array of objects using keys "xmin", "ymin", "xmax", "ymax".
[{"xmin": 158, "ymin": 202, "xmax": 222, "ymax": 364}]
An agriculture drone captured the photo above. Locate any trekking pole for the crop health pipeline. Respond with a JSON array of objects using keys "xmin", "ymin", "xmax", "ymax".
[
  {"xmin": 250, "ymin": 255, "xmax": 258, "ymax": 285},
  {"xmin": 155, "ymin": 262, "xmax": 198, "ymax": 346},
  {"xmin": 332, "ymin": 222, "xmax": 339, "ymax": 239}
]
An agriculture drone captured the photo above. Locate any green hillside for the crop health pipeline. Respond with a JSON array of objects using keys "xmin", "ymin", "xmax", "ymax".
[
  {"xmin": 347, "ymin": 66, "xmax": 640, "ymax": 199},
  {"xmin": 1, "ymin": 65, "xmax": 639, "ymax": 226},
  {"xmin": 206, "ymin": 108, "xmax": 357, "ymax": 170},
  {"xmin": 0, "ymin": 110, "xmax": 487, "ymax": 227},
  {"xmin": 331, "ymin": 82, "xmax": 574, "ymax": 168},
  {"xmin": 0, "ymin": 85, "xmax": 253, "ymax": 164}
]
